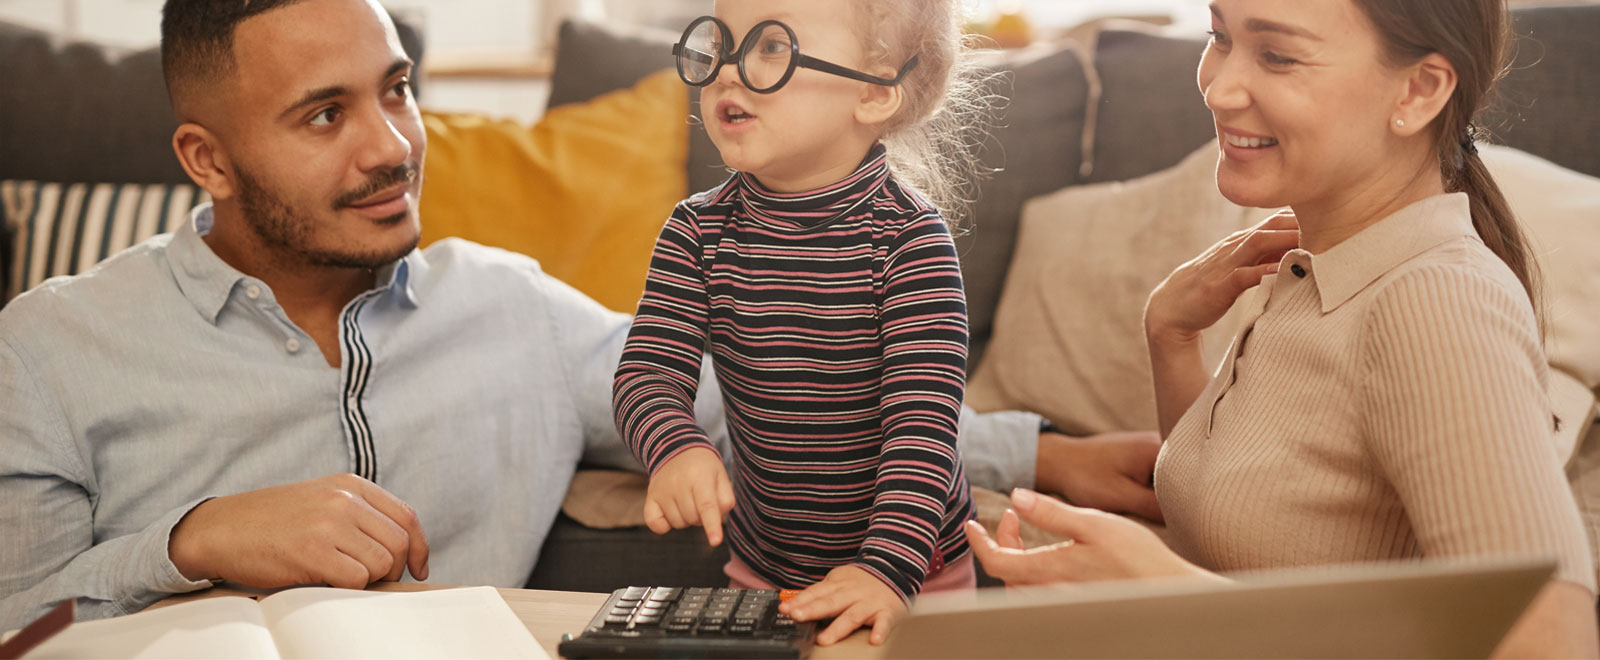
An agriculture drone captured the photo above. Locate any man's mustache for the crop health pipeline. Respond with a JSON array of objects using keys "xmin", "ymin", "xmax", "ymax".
[{"xmin": 333, "ymin": 163, "xmax": 419, "ymax": 209}]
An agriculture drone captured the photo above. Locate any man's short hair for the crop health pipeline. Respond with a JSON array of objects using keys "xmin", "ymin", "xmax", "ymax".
[{"xmin": 160, "ymin": 0, "xmax": 310, "ymax": 114}]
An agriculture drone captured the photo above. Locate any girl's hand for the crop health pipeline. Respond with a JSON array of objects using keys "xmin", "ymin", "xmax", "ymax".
[
  {"xmin": 643, "ymin": 447, "xmax": 735, "ymax": 546},
  {"xmin": 964, "ymin": 488, "xmax": 1216, "ymax": 586},
  {"xmin": 779, "ymin": 565, "xmax": 907, "ymax": 646},
  {"xmin": 1144, "ymin": 211, "xmax": 1299, "ymax": 344}
]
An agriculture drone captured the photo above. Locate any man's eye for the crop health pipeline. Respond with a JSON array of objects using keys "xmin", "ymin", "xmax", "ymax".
[
  {"xmin": 309, "ymin": 107, "xmax": 340, "ymax": 127},
  {"xmin": 388, "ymin": 79, "xmax": 411, "ymax": 99}
]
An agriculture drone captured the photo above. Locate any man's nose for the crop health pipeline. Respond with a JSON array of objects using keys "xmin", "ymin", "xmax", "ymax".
[{"xmin": 357, "ymin": 109, "xmax": 412, "ymax": 172}]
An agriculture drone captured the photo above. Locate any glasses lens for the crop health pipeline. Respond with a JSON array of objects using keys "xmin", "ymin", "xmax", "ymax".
[
  {"xmin": 678, "ymin": 20, "xmax": 722, "ymax": 84},
  {"xmin": 740, "ymin": 24, "xmax": 795, "ymax": 92}
]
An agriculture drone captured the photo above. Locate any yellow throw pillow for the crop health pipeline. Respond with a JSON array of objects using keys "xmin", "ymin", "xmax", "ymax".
[{"xmin": 419, "ymin": 69, "xmax": 689, "ymax": 313}]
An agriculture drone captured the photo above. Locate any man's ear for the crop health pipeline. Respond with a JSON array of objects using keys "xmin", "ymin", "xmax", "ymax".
[
  {"xmin": 172, "ymin": 123, "xmax": 237, "ymax": 200},
  {"xmin": 854, "ymin": 78, "xmax": 905, "ymax": 128},
  {"xmin": 1389, "ymin": 52, "xmax": 1457, "ymax": 138}
]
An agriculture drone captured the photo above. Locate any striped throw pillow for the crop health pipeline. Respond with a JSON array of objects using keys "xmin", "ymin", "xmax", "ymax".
[{"xmin": 1, "ymin": 181, "xmax": 211, "ymax": 302}]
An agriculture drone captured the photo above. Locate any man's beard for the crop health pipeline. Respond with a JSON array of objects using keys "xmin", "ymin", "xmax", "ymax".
[{"xmin": 234, "ymin": 164, "xmax": 419, "ymax": 270}]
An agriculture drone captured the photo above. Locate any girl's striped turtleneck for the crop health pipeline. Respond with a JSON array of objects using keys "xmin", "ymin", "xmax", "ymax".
[{"xmin": 614, "ymin": 143, "xmax": 974, "ymax": 600}]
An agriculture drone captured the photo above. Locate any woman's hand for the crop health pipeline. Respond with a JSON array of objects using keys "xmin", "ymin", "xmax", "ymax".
[
  {"xmin": 964, "ymin": 488, "xmax": 1215, "ymax": 586},
  {"xmin": 1144, "ymin": 211, "xmax": 1299, "ymax": 344},
  {"xmin": 643, "ymin": 447, "xmax": 735, "ymax": 546}
]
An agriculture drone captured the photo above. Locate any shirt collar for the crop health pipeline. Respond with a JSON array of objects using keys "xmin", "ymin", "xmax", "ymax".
[
  {"xmin": 168, "ymin": 204, "xmax": 248, "ymax": 323},
  {"xmin": 168, "ymin": 203, "xmax": 427, "ymax": 323},
  {"xmin": 733, "ymin": 142, "xmax": 891, "ymax": 230},
  {"xmin": 385, "ymin": 249, "xmax": 427, "ymax": 309},
  {"xmin": 1303, "ymin": 192, "xmax": 1476, "ymax": 313}
]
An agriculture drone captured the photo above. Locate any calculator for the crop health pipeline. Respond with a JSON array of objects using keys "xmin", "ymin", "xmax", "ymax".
[{"xmin": 558, "ymin": 586, "xmax": 818, "ymax": 659}]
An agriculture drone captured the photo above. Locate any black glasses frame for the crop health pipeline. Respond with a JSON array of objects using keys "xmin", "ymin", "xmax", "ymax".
[{"xmin": 671, "ymin": 16, "xmax": 920, "ymax": 94}]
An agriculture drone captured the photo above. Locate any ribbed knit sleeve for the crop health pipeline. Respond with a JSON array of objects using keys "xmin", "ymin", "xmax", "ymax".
[
  {"xmin": 1361, "ymin": 264, "xmax": 1594, "ymax": 591},
  {"xmin": 854, "ymin": 213, "xmax": 970, "ymax": 600},
  {"xmin": 614, "ymin": 204, "xmax": 717, "ymax": 474}
]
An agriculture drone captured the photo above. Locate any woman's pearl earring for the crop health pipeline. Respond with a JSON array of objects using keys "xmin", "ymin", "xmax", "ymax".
[{"xmin": 1395, "ymin": 119, "xmax": 1406, "ymax": 128}]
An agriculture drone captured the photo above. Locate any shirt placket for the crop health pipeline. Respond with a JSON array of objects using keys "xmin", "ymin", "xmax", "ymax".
[{"xmin": 338, "ymin": 290, "xmax": 384, "ymax": 483}]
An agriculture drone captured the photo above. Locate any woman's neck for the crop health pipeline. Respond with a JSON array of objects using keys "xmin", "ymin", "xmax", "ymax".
[{"xmin": 1292, "ymin": 152, "xmax": 1449, "ymax": 255}]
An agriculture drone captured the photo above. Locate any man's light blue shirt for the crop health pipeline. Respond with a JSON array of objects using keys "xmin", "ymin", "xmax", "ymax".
[{"xmin": 0, "ymin": 204, "xmax": 1038, "ymax": 630}]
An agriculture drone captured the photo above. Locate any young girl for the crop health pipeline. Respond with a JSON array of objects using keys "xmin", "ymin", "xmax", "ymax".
[{"xmin": 613, "ymin": 0, "xmax": 985, "ymax": 646}]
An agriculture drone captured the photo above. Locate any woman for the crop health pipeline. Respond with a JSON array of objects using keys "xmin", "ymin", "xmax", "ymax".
[{"xmin": 964, "ymin": 0, "xmax": 1598, "ymax": 656}]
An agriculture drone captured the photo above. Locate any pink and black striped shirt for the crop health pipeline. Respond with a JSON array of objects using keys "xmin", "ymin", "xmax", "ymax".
[{"xmin": 614, "ymin": 144, "xmax": 974, "ymax": 600}]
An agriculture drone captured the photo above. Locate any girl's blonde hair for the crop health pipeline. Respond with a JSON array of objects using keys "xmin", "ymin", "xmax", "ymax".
[{"xmin": 856, "ymin": 0, "xmax": 994, "ymax": 230}]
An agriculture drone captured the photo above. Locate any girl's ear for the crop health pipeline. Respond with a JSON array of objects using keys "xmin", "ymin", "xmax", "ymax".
[{"xmin": 855, "ymin": 80, "xmax": 904, "ymax": 128}]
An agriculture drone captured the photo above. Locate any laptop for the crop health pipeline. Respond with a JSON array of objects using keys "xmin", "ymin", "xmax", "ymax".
[{"xmin": 882, "ymin": 557, "xmax": 1555, "ymax": 659}]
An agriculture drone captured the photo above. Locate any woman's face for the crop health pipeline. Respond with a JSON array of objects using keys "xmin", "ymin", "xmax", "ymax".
[{"xmin": 1198, "ymin": 0, "xmax": 1411, "ymax": 211}]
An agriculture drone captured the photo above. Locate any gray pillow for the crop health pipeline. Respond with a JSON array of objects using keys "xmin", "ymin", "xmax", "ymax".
[
  {"xmin": 1082, "ymin": 30, "xmax": 1214, "ymax": 185},
  {"xmin": 547, "ymin": 20, "xmax": 679, "ymax": 110},
  {"xmin": 959, "ymin": 47, "xmax": 1089, "ymax": 370},
  {"xmin": 1486, "ymin": 4, "xmax": 1600, "ymax": 179},
  {"xmin": 0, "ymin": 18, "xmax": 427, "ymax": 187},
  {"xmin": 0, "ymin": 21, "xmax": 188, "ymax": 185}
]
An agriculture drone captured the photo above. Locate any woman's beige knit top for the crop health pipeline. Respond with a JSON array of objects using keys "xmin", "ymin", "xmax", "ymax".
[{"xmin": 1155, "ymin": 193, "xmax": 1594, "ymax": 590}]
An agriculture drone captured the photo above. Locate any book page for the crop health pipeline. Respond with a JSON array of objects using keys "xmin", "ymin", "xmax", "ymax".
[
  {"xmin": 21, "ymin": 597, "xmax": 279, "ymax": 659},
  {"xmin": 259, "ymin": 587, "xmax": 549, "ymax": 660}
]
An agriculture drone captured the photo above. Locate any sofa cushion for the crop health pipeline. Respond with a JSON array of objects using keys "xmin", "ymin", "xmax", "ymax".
[
  {"xmin": 1, "ymin": 180, "xmax": 208, "ymax": 302},
  {"xmin": 546, "ymin": 20, "xmax": 729, "ymax": 212},
  {"xmin": 0, "ymin": 22, "xmax": 187, "ymax": 185},
  {"xmin": 1080, "ymin": 29, "xmax": 1214, "ymax": 185},
  {"xmin": 968, "ymin": 141, "xmax": 1600, "ymax": 454},
  {"xmin": 965, "ymin": 142, "xmax": 1266, "ymax": 434},
  {"xmin": 1484, "ymin": 5, "xmax": 1600, "ymax": 179},
  {"xmin": 1480, "ymin": 145, "xmax": 1600, "ymax": 392},
  {"xmin": 0, "ymin": 18, "xmax": 426, "ymax": 188},
  {"xmin": 957, "ymin": 46, "xmax": 1091, "ymax": 370},
  {"xmin": 419, "ymin": 69, "xmax": 687, "ymax": 313},
  {"xmin": 525, "ymin": 514, "xmax": 731, "ymax": 591}
]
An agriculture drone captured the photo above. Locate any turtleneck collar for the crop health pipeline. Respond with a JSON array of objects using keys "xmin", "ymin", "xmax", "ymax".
[{"xmin": 731, "ymin": 142, "xmax": 892, "ymax": 232}]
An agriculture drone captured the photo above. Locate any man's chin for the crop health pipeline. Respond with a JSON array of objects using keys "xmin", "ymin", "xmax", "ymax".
[{"xmin": 306, "ymin": 226, "xmax": 420, "ymax": 271}]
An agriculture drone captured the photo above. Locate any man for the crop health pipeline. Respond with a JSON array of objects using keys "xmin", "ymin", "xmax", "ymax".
[{"xmin": 0, "ymin": 0, "xmax": 1159, "ymax": 630}]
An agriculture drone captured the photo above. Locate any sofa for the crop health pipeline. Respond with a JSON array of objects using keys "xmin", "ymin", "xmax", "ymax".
[{"xmin": 2, "ymin": 4, "xmax": 1597, "ymax": 595}]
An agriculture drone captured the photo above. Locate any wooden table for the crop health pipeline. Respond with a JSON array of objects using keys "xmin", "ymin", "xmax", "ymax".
[{"xmin": 155, "ymin": 582, "xmax": 880, "ymax": 659}]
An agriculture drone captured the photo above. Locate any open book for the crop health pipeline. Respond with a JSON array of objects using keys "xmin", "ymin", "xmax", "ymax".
[{"xmin": 20, "ymin": 586, "xmax": 550, "ymax": 659}]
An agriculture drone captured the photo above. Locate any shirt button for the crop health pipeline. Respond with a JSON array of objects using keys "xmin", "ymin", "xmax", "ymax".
[
  {"xmin": 246, "ymin": 284, "xmax": 262, "ymax": 299},
  {"xmin": 1290, "ymin": 264, "xmax": 1307, "ymax": 278},
  {"xmin": 285, "ymin": 338, "xmax": 301, "ymax": 353}
]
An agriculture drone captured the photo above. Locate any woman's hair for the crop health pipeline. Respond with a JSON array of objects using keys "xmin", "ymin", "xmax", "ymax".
[
  {"xmin": 1352, "ymin": 0, "xmax": 1543, "ymax": 319},
  {"xmin": 854, "ymin": 0, "xmax": 995, "ymax": 230}
]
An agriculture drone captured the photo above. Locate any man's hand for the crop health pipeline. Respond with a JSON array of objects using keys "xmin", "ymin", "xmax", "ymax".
[
  {"xmin": 168, "ymin": 474, "xmax": 429, "ymax": 590},
  {"xmin": 643, "ymin": 447, "xmax": 735, "ymax": 546},
  {"xmin": 779, "ymin": 565, "xmax": 907, "ymax": 646},
  {"xmin": 1035, "ymin": 431, "xmax": 1164, "ymax": 523}
]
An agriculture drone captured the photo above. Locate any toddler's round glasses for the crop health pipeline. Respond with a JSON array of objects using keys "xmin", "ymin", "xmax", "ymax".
[{"xmin": 672, "ymin": 16, "xmax": 920, "ymax": 94}]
